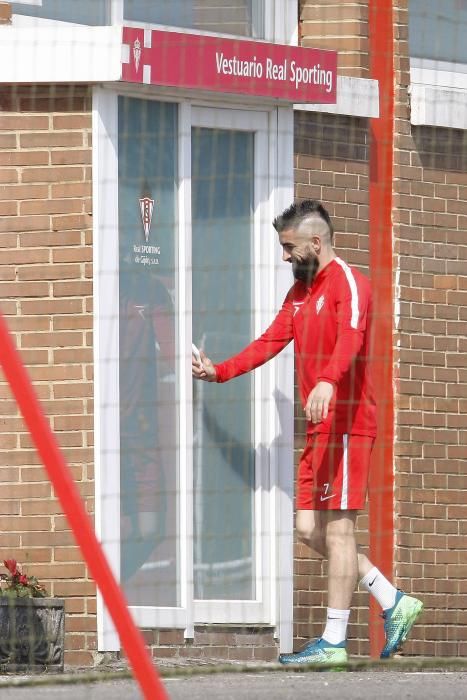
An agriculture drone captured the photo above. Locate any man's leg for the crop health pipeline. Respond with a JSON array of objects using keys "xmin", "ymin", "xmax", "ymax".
[
  {"xmin": 279, "ymin": 508, "xmax": 355, "ymax": 666},
  {"xmin": 322, "ymin": 510, "xmax": 358, "ymax": 611},
  {"xmin": 296, "ymin": 509, "xmax": 364, "ymax": 646},
  {"xmin": 296, "ymin": 508, "xmax": 423, "ymax": 656},
  {"xmin": 318, "ymin": 509, "xmax": 357, "ymax": 649},
  {"xmin": 297, "ymin": 509, "xmax": 358, "ymax": 623},
  {"xmin": 295, "ymin": 509, "xmax": 325, "ymax": 555},
  {"xmin": 282, "ymin": 433, "xmax": 422, "ymax": 664},
  {"xmin": 296, "ymin": 509, "xmax": 373, "ymax": 579}
]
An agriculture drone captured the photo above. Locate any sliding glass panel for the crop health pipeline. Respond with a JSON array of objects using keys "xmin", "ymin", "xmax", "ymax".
[
  {"xmin": 118, "ymin": 97, "xmax": 179, "ymax": 607},
  {"xmin": 124, "ymin": 0, "xmax": 265, "ymax": 39},
  {"xmin": 192, "ymin": 126, "xmax": 255, "ymax": 600}
]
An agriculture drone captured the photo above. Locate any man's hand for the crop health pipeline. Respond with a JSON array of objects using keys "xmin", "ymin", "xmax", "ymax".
[
  {"xmin": 192, "ymin": 350, "xmax": 217, "ymax": 382},
  {"xmin": 305, "ymin": 381, "xmax": 334, "ymax": 423}
]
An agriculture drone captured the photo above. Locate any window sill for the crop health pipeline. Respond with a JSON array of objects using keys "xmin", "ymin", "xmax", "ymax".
[
  {"xmin": 410, "ymin": 57, "xmax": 467, "ymax": 129},
  {"xmin": 294, "ymin": 75, "xmax": 379, "ymax": 119}
]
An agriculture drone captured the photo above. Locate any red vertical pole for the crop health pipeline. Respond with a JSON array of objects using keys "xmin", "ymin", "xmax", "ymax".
[
  {"xmin": 368, "ymin": 0, "xmax": 395, "ymax": 657},
  {"xmin": 0, "ymin": 313, "xmax": 169, "ymax": 700}
]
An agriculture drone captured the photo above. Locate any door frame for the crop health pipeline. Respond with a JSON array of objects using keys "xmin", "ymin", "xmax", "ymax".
[{"xmin": 92, "ymin": 85, "xmax": 294, "ymax": 651}]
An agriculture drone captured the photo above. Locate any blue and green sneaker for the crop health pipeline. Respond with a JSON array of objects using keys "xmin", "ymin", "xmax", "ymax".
[
  {"xmin": 278, "ymin": 637, "xmax": 348, "ymax": 669},
  {"xmin": 380, "ymin": 590, "xmax": 424, "ymax": 658}
]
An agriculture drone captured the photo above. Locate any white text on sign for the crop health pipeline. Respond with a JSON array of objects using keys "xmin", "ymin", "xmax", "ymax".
[{"xmin": 215, "ymin": 53, "xmax": 334, "ymax": 93}]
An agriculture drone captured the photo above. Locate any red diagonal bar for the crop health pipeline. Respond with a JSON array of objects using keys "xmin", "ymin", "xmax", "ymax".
[
  {"xmin": 0, "ymin": 311, "xmax": 169, "ymax": 700},
  {"xmin": 368, "ymin": 0, "xmax": 396, "ymax": 657}
]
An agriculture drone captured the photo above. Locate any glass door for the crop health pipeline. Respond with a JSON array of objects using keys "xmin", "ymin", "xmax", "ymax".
[
  {"xmin": 192, "ymin": 126, "xmax": 255, "ymax": 601},
  {"xmin": 94, "ymin": 94, "xmax": 285, "ymax": 646},
  {"xmin": 190, "ymin": 107, "xmax": 271, "ymax": 623},
  {"xmin": 118, "ymin": 97, "xmax": 179, "ymax": 609},
  {"xmin": 116, "ymin": 100, "xmax": 271, "ymax": 626}
]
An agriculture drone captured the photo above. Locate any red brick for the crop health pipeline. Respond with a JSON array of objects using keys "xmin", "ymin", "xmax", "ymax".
[
  {"xmin": 0, "ymin": 115, "xmax": 49, "ymax": 130},
  {"xmin": 21, "ymin": 166, "xmax": 85, "ymax": 184},
  {"xmin": 20, "ymin": 199, "xmax": 84, "ymax": 216},
  {"xmin": 51, "ymin": 213, "xmax": 91, "ymax": 231},
  {"xmin": 20, "ymin": 132, "xmax": 83, "ymax": 148},
  {"xmin": 52, "ymin": 281, "xmax": 92, "ymax": 297},
  {"xmin": 0, "ymin": 151, "xmax": 49, "ymax": 166},
  {"xmin": 0, "ymin": 215, "xmax": 49, "ymax": 233},
  {"xmin": 51, "ymin": 182, "xmax": 92, "ymax": 198},
  {"xmin": 51, "ymin": 149, "xmax": 91, "ymax": 166},
  {"xmin": 53, "ymin": 115, "xmax": 91, "ymax": 130},
  {"xmin": 20, "ymin": 231, "xmax": 81, "ymax": 247},
  {"xmin": 0, "ymin": 281, "xmax": 49, "ymax": 298},
  {"xmin": 21, "ymin": 331, "xmax": 84, "ymax": 348},
  {"xmin": 17, "ymin": 264, "xmax": 81, "ymax": 281},
  {"xmin": 21, "ymin": 298, "xmax": 82, "ymax": 315}
]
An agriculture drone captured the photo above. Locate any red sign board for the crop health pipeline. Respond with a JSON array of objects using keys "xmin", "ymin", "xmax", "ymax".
[{"xmin": 122, "ymin": 28, "xmax": 337, "ymax": 103}]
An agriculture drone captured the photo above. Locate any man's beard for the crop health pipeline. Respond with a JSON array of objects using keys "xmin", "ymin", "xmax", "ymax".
[{"xmin": 292, "ymin": 255, "xmax": 319, "ymax": 284}]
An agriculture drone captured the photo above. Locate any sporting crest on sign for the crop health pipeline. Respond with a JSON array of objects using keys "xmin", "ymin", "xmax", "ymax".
[
  {"xmin": 139, "ymin": 196, "xmax": 154, "ymax": 242},
  {"xmin": 133, "ymin": 38, "xmax": 142, "ymax": 72}
]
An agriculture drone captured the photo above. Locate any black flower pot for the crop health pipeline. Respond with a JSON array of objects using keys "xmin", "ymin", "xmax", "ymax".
[{"xmin": 0, "ymin": 597, "xmax": 65, "ymax": 672}]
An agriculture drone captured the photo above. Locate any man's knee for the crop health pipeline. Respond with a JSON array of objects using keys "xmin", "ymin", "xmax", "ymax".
[
  {"xmin": 296, "ymin": 511, "xmax": 325, "ymax": 554},
  {"xmin": 324, "ymin": 511, "xmax": 357, "ymax": 550}
]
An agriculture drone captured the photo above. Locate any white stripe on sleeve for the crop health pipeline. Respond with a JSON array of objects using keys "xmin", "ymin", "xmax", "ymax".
[{"xmin": 335, "ymin": 257, "xmax": 360, "ymax": 329}]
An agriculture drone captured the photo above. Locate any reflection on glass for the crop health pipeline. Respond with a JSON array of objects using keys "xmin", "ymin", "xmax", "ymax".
[
  {"xmin": 11, "ymin": 0, "xmax": 107, "ymax": 25},
  {"xmin": 409, "ymin": 0, "xmax": 467, "ymax": 64},
  {"xmin": 118, "ymin": 97, "xmax": 179, "ymax": 607},
  {"xmin": 192, "ymin": 127, "xmax": 255, "ymax": 600},
  {"xmin": 124, "ymin": 0, "xmax": 265, "ymax": 38}
]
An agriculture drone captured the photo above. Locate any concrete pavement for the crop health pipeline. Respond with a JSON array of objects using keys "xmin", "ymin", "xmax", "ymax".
[
  {"xmin": 0, "ymin": 667, "xmax": 467, "ymax": 700},
  {"xmin": 0, "ymin": 659, "xmax": 467, "ymax": 700}
]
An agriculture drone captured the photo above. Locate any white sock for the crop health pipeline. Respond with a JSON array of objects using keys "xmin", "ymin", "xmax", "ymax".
[
  {"xmin": 322, "ymin": 608, "xmax": 350, "ymax": 645},
  {"xmin": 360, "ymin": 566, "xmax": 397, "ymax": 610}
]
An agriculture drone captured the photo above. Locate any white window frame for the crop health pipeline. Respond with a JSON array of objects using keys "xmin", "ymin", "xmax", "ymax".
[{"xmin": 93, "ymin": 86, "xmax": 294, "ymax": 651}]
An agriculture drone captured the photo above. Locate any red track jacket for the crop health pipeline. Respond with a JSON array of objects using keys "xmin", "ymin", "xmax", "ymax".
[{"xmin": 214, "ymin": 257, "xmax": 377, "ymax": 437}]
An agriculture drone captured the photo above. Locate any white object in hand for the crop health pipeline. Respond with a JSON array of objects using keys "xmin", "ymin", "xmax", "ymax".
[{"xmin": 192, "ymin": 343, "xmax": 202, "ymax": 364}]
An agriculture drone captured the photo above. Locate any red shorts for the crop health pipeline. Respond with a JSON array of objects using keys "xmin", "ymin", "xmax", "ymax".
[{"xmin": 296, "ymin": 433, "xmax": 374, "ymax": 511}]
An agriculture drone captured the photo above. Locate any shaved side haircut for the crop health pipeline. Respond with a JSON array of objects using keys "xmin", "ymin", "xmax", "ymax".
[{"xmin": 273, "ymin": 199, "xmax": 334, "ymax": 244}]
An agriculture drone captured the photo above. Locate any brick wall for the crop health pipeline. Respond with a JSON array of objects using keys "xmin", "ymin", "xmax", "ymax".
[
  {"xmin": 142, "ymin": 626, "xmax": 278, "ymax": 663},
  {"xmin": 0, "ymin": 84, "xmax": 95, "ymax": 665},
  {"xmin": 293, "ymin": 110, "xmax": 371, "ymax": 656},
  {"xmin": 393, "ymin": 0, "xmax": 467, "ymax": 657},
  {"xmin": 299, "ymin": 0, "xmax": 369, "ymax": 78}
]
